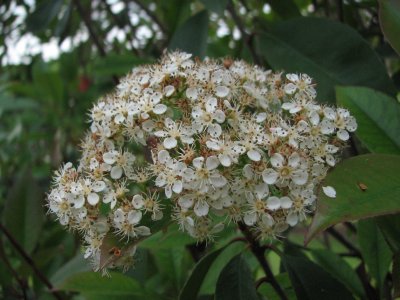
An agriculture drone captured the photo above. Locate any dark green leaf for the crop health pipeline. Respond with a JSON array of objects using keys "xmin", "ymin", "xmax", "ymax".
[
  {"xmin": 379, "ymin": 0, "xmax": 400, "ymax": 55},
  {"xmin": 169, "ymin": 10, "xmax": 209, "ymax": 58},
  {"xmin": 215, "ymin": 254, "xmax": 258, "ymax": 300},
  {"xmin": 258, "ymin": 273, "xmax": 296, "ymax": 300},
  {"xmin": 3, "ymin": 168, "xmax": 44, "ymax": 254},
  {"xmin": 268, "ymin": 0, "xmax": 301, "ymax": 18},
  {"xmin": 284, "ymin": 255, "xmax": 354, "ymax": 300},
  {"xmin": 393, "ymin": 253, "xmax": 400, "ymax": 298},
  {"xmin": 201, "ymin": 0, "xmax": 228, "ymax": 15},
  {"xmin": 26, "ymin": 0, "xmax": 64, "ymax": 32},
  {"xmin": 51, "ymin": 254, "xmax": 91, "ymax": 287},
  {"xmin": 59, "ymin": 271, "xmax": 155, "ymax": 300},
  {"xmin": 256, "ymin": 17, "xmax": 396, "ymax": 103},
  {"xmin": 336, "ymin": 86, "xmax": 400, "ymax": 154},
  {"xmin": 312, "ymin": 249, "xmax": 365, "ymax": 298},
  {"xmin": 376, "ymin": 214, "xmax": 400, "ymax": 253},
  {"xmin": 93, "ymin": 54, "xmax": 152, "ymax": 77},
  {"xmin": 358, "ymin": 219, "xmax": 392, "ymax": 289},
  {"xmin": 179, "ymin": 244, "xmax": 229, "ymax": 300},
  {"xmin": 306, "ymin": 154, "xmax": 400, "ymax": 243}
]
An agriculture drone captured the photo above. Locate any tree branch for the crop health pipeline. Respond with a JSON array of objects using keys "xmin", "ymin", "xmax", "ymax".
[
  {"xmin": 129, "ymin": 0, "xmax": 167, "ymax": 34},
  {"xmin": 73, "ymin": 0, "xmax": 119, "ymax": 85},
  {"xmin": 226, "ymin": 0, "xmax": 261, "ymax": 65},
  {"xmin": 0, "ymin": 223, "xmax": 63, "ymax": 300},
  {"xmin": 238, "ymin": 222, "xmax": 288, "ymax": 300},
  {"xmin": 327, "ymin": 227, "xmax": 362, "ymax": 258}
]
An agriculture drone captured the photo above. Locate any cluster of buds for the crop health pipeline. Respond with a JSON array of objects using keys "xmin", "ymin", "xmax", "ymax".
[{"xmin": 47, "ymin": 51, "xmax": 357, "ymax": 272}]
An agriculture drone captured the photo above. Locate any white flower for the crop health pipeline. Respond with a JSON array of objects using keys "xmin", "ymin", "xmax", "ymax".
[
  {"xmin": 154, "ymin": 118, "xmax": 194, "ymax": 149},
  {"xmin": 183, "ymin": 156, "xmax": 227, "ymax": 192},
  {"xmin": 262, "ymin": 152, "xmax": 308, "ymax": 186},
  {"xmin": 322, "ymin": 186, "xmax": 336, "ymax": 198},
  {"xmin": 128, "ymin": 88, "xmax": 167, "ymax": 119},
  {"xmin": 191, "ymin": 97, "xmax": 226, "ymax": 138}
]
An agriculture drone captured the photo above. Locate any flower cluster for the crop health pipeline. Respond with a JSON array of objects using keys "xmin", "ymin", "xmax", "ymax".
[{"xmin": 47, "ymin": 52, "xmax": 357, "ymax": 272}]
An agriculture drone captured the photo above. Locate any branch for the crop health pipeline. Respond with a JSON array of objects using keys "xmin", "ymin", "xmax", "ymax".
[
  {"xmin": 327, "ymin": 227, "xmax": 362, "ymax": 258},
  {"xmin": 238, "ymin": 222, "xmax": 288, "ymax": 300},
  {"xmin": 0, "ymin": 239, "xmax": 28, "ymax": 299},
  {"xmin": 73, "ymin": 0, "xmax": 119, "ymax": 85},
  {"xmin": 226, "ymin": 0, "xmax": 261, "ymax": 65},
  {"xmin": 128, "ymin": 0, "xmax": 167, "ymax": 34},
  {"xmin": 0, "ymin": 223, "xmax": 63, "ymax": 300}
]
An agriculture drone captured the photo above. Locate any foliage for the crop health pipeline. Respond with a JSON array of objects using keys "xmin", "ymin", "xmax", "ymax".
[{"xmin": 0, "ymin": 0, "xmax": 400, "ymax": 299}]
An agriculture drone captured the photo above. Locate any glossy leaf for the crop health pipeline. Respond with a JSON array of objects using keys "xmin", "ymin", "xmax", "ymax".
[
  {"xmin": 179, "ymin": 245, "xmax": 229, "ymax": 300},
  {"xmin": 169, "ymin": 10, "xmax": 209, "ymax": 58},
  {"xmin": 268, "ymin": 0, "xmax": 301, "ymax": 18},
  {"xmin": 51, "ymin": 254, "xmax": 91, "ymax": 287},
  {"xmin": 376, "ymin": 214, "xmax": 400, "ymax": 253},
  {"xmin": 3, "ymin": 168, "xmax": 44, "ymax": 254},
  {"xmin": 312, "ymin": 249, "xmax": 365, "ymax": 298},
  {"xmin": 257, "ymin": 17, "xmax": 396, "ymax": 103},
  {"xmin": 26, "ymin": 0, "xmax": 64, "ymax": 32},
  {"xmin": 393, "ymin": 253, "xmax": 400, "ymax": 298},
  {"xmin": 284, "ymin": 255, "xmax": 354, "ymax": 300},
  {"xmin": 59, "ymin": 271, "xmax": 155, "ymax": 300},
  {"xmin": 215, "ymin": 254, "xmax": 258, "ymax": 300},
  {"xmin": 306, "ymin": 154, "xmax": 400, "ymax": 243},
  {"xmin": 201, "ymin": 0, "xmax": 228, "ymax": 15},
  {"xmin": 336, "ymin": 86, "xmax": 400, "ymax": 154},
  {"xmin": 379, "ymin": 0, "xmax": 400, "ymax": 55},
  {"xmin": 358, "ymin": 219, "xmax": 392, "ymax": 289}
]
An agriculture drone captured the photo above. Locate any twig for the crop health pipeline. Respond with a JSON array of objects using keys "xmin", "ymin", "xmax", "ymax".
[
  {"xmin": 129, "ymin": 0, "xmax": 167, "ymax": 34},
  {"xmin": 73, "ymin": 0, "xmax": 119, "ymax": 85},
  {"xmin": 226, "ymin": 0, "xmax": 261, "ymax": 65},
  {"xmin": 327, "ymin": 227, "xmax": 361, "ymax": 258},
  {"xmin": 255, "ymin": 277, "xmax": 269, "ymax": 289},
  {"xmin": 0, "ymin": 223, "xmax": 63, "ymax": 300},
  {"xmin": 0, "ymin": 239, "xmax": 28, "ymax": 299},
  {"xmin": 100, "ymin": 0, "xmax": 141, "ymax": 56},
  {"xmin": 238, "ymin": 222, "xmax": 288, "ymax": 300}
]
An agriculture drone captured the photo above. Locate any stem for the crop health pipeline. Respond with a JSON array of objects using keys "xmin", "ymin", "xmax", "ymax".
[
  {"xmin": 327, "ymin": 227, "xmax": 361, "ymax": 258},
  {"xmin": 0, "ymin": 239, "xmax": 28, "ymax": 299},
  {"xmin": 226, "ymin": 0, "xmax": 261, "ymax": 65},
  {"xmin": 73, "ymin": 0, "xmax": 119, "ymax": 85},
  {"xmin": 0, "ymin": 223, "xmax": 63, "ymax": 300},
  {"xmin": 238, "ymin": 222, "xmax": 288, "ymax": 300},
  {"xmin": 128, "ymin": 0, "xmax": 167, "ymax": 34}
]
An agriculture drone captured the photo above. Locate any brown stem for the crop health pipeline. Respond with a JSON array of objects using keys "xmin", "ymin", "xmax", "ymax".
[
  {"xmin": 0, "ymin": 239, "xmax": 28, "ymax": 299},
  {"xmin": 238, "ymin": 222, "xmax": 288, "ymax": 300},
  {"xmin": 128, "ymin": 0, "xmax": 167, "ymax": 34},
  {"xmin": 226, "ymin": 0, "xmax": 261, "ymax": 65},
  {"xmin": 327, "ymin": 227, "xmax": 361, "ymax": 258},
  {"xmin": 73, "ymin": 0, "xmax": 119, "ymax": 85},
  {"xmin": 0, "ymin": 223, "xmax": 63, "ymax": 300}
]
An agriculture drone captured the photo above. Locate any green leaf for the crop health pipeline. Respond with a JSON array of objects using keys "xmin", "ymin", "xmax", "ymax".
[
  {"xmin": 376, "ymin": 214, "xmax": 400, "ymax": 253},
  {"xmin": 26, "ymin": 0, "xmax": 64, "ymax": 32},
  {"xmin": 311, "ymin": 249, "xmax": 365, "ymax": 298},
  {"xmin": 3, "ymin": 168, "xmax": 44, "ymax": 254},
  {"xmin": 93, "ymin": 54, "xmax": 153, "ymax": 77},
  {"xmin": 59, "ymin": 271, "xmax": 155, "ymax": 300},
  {"xmin": 256, "ymin": 17, "xmax": 396, "ymax": 103},
  {"xmin": 215, "ymin": 254, "xmax": 258, "ymax": 300},
  {"xmin": 358, "ymin": 219, "xmax": 392, "ymax": 289},
  {"xmin": 179, "ymin": 244, "xmax": 230, "ymax": 300},
  {"xmin": 169, "ymin": 10, "xmax": 209, "ymax": 58},
  {"xmin": 201, "ymin": 0, "xmax": 228, "ymax": 15},
  {"xmin": 336, "ymin": 86, "xmax": 400, "ymax": 154},
  {"xmin": 258, "ymin": 273, "xmax": 296, "ymax": 300},
  {"xmin": 305, "ymin": 154, "xmax": 400, "ymax": 243},
  {"xmin": 379, "ymin": 0, "xmax": 400, "ymax": 56},
  {"xmin": 268, "ymin": 0, "xmax": 301, "ymax": 19},
  {"xmin": 51, "ymin": 254, "xmax": 91, "ymax": 287},
  {"xmin": 393, "ymin": 253, "xmax": 400, "ymax": 298},
  {"xmin": 283, "ymin": 255, "xmax": 354, "ymax": 300}
]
